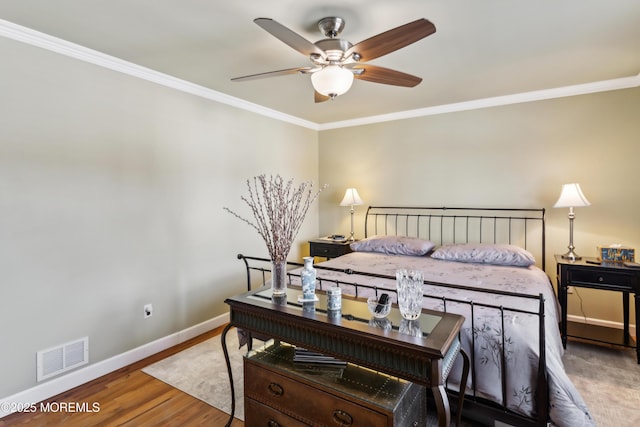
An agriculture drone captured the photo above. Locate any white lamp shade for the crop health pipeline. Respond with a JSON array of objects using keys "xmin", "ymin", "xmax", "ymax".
[
  {"xmin": 553, "ymin": 183, "xmax": 591, "ymax": 208},
  {"xmin": 311, "ymin": 65, "xmax": 354, "ymax": 97},
  {"xmin": 340, "ymin": 188, "xmax": 364, "ymax": 206}
]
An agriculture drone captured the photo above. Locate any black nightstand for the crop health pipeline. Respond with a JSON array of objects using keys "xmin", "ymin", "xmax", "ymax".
[
  {"xmin": 309, "ymin": 238, "xmax": 354, "ymax": 259},
  {"xmin": 556, "ymin": 255, "xmax": 640, "ymax": 363}
]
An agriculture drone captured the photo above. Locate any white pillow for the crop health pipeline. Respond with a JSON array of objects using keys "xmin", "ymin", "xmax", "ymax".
[
  {"xmin": 431, "ymin": 243, "xmax": 536, "ymax": 267},
  {"xmin": 350, "ymin": 235, "xmax": 435, "ymax": 256}
]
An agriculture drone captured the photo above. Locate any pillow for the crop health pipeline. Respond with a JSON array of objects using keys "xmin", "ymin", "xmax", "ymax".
[
  {"xmin": 431, "ymin": 243, "xmax": 536, "ymax": 267},
  {"xmin": 350, "ymin": 235, "xmax": 435, "ymax": 256}
]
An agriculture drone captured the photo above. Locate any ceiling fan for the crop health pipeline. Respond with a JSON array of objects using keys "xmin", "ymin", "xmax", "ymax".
[{"xmin": 231, "ymin": 17, "xmax": 436, "ymax": 102}]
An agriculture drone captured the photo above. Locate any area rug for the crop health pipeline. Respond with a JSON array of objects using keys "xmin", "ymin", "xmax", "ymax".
[
  {"xmin": 143, "ymin": 329, "xmax": 640, "ymax": 426},
  {"xmin": 142, "ymin": 330, "xmax": 245, "ymax": 421}
]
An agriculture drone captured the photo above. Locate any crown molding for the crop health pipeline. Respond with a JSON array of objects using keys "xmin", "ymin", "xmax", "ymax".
[
  {"xmin": 2, "ymin": 19, "xmax": 638, "ymax": 132},
  {"xmin": 0, "ymin": 19, "xmax": 319, "ymax": 131},
  {"xmin": 318, "ymin": 73, "xmax": 640, "ymax": 130}
]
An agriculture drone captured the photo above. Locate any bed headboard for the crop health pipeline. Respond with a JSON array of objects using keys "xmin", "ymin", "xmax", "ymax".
[{"xmin": 364, "ymin": 206, "xmax": 546, "ymax": 270}]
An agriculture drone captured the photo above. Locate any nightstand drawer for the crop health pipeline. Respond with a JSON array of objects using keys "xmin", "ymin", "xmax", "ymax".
[
  {"xmin": 569, "ymin": 269, "xmax": 633, "ymax": 289},
  {"xmin": 312, "ymin": 242, "xmax": 343, "ymax": 257},
  {"xmin": 309, "ymin": 239, "xmax": 353, "ymax": 259}
]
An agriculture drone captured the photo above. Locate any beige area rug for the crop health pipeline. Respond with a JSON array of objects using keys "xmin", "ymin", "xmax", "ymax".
[
  {"xmin": 142, "ymin": 329, "xmax": 245, "ymax": 421},
  {"xmin": 143, "ymin": 329, "xmax": 640, "ymax": 426}
]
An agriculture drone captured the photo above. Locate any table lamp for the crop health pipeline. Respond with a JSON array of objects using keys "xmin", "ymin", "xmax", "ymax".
[
  {"xmin": 339, "ymin": 188, "xmax": 364, "ymax": 241},
  {"xmin": 553, "ymin": 183, "xmax": 590, "ymax": 260}
]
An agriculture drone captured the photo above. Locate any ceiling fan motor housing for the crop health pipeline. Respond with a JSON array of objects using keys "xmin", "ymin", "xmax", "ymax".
[
  {"xmin": 318, "ymin": 17, "xmax": 345, "ymax": 38},
  {"xmin": 314, "ymin": 39, "xmax": 353, "ymax": 62}
]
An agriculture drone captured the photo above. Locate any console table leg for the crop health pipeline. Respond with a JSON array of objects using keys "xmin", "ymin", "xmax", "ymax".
[
  {"xmin": 432, "ymin": 384, "xmax": 451, "ymax": 427},
  {"xmin": 221, "ymin": 323, "xmax": 235, "ymax": 427},
  {"xmin": 456, "ymin": 349, "xmax": 470, "ymax": 427}
]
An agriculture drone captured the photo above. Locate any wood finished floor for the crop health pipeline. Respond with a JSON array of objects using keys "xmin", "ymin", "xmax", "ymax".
[
  {"xmin": 0, "ymin": 325, "xmax": 243, "ymax": 427},
  {"xmin": 2, "ymin": 327, "xmax": 636, "ymax": 427}
]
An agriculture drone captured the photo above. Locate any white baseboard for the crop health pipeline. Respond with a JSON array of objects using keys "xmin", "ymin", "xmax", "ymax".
[
  {"xmin": 0, "ymin": 313, "xmax": 229, "ymax": 419},
  {"xmin": 567, "ymin": 314, "xmax": 637, "ymax": 336},
  {"xmin": 2, "ymin": 312, "xmax": 633, "ymax": 419}
]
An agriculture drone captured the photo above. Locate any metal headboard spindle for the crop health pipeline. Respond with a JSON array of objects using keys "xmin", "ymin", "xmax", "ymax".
[{"xmin": 364, "ymin": 206, "xmax": 546, "ymax": 270}]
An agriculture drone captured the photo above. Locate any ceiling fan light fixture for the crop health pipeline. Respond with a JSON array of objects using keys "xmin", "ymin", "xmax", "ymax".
[
  {"xmin": 235, "ymin": 17, "xmax": 436, "ymax": 101},
  {"xmin": 311, "ymin": 65, "xmax": 354, "ymax": 98}
]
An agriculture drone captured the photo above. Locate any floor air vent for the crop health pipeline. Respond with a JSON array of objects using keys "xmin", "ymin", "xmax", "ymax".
[{"xmin": 37, "ymin": 337, "xmax": 88, "ymax": 382}]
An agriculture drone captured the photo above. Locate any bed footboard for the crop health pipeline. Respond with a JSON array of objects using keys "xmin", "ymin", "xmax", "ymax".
[{"xmin": 236, "ymin": 254, "xmax": 549, "ymax": 427}]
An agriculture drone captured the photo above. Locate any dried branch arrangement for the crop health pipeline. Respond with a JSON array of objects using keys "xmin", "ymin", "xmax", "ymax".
[{"xmin": 225, "ymin": 175, "xmax": 325, "ymax": 262}]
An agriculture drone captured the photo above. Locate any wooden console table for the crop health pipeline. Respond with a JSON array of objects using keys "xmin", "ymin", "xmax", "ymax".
[{"xmin": 222, "ymin": 286, "xmax": 469, "ymax": 427}]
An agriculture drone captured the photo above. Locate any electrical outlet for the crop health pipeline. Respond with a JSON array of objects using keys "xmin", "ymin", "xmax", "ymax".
[
  {"xmin": 567, "ymin": 286, "xmax": 574, "ymax": 294},
  {"xmin": 144, "ymin": 303, "xmax": 153, "ymax": 318}
]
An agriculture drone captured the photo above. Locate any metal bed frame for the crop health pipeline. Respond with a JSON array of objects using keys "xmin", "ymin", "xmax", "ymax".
[
  {"xmin": 237, "ymin": 206, "xmax": 550, "ymax": 427},
  {"xmin": 364, "ymin": 206, "xmax": 546, "ymax": 270}
]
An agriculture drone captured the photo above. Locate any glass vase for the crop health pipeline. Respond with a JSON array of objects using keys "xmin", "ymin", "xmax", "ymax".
[
  {"xmin": 396, "ymin": 269, "xmax": 424, "ymax": 320},
  {"xmin": 271, "ymin": 260, "xmax": 287, "ymax": 296}
]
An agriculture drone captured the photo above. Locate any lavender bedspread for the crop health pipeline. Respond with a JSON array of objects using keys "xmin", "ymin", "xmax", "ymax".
[{"xmin": 304, "ymin": 252, "xmax": 594, "ymax": 427}]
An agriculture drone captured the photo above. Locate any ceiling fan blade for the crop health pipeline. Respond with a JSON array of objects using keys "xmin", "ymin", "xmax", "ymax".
[
  {"xmin": 351, "ymin": 64, "xmax": 422, "ymax": 87},
  {"xmin": 231, "ymin": 67, "xmax": 312, "ymax": 82},
  {"xmin": 254, "ymin": 18, "xmax": 326, "ymax": 58},
  {"xmin": 346, "ymin": 19, "xmax": 436, "ymax": 62},
  {"xmin": 314, "ymin": 91, "xmax": 331, "ymax": 103}
]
